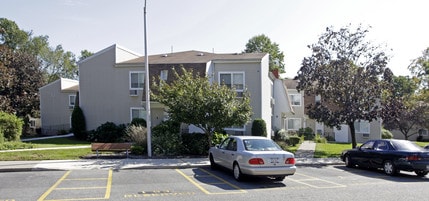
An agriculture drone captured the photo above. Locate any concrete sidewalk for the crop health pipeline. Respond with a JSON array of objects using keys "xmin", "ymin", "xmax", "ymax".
[{"xmin": 0, "ymin": 140, "xmax": 343, "ymax": 172}]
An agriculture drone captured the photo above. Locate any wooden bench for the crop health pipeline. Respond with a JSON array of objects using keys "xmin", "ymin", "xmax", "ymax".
[{"xmin": 91, "ymin": 143, "xmax": 132, "ymax": 158}]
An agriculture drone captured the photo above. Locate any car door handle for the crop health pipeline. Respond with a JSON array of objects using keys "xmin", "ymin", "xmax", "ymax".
[{"xmin": 231, "ymin": 153, "xmax": 234, "ymax": 156}]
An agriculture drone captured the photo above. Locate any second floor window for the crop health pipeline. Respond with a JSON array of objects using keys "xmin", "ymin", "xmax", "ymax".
[
  {"xmin": 290, "ymin": 94, "xmax": 301, "ymax": 106},
  {"xmin": 130, "ymin": 71, "xmax": 145, "ymax": 89},
  {"xmin": 219, "ymin": 72, "xmax": 244, "ymax": 97}
]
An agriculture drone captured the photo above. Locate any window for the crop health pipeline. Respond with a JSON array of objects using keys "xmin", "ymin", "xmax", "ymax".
[
  {"xmin": 354, "ymin": 120, "xmax": 370, "ymax": 134},
  {"xmin": 290, "ymin": 94, "xmax": 301, "ymax": 106},
  {"xmin": 286, "ymin": 118, "xmax": 301, "ymax": 131},
  {"xmin": 224, "ymin": 125, "xmax": 245, "ymax": 132},
  {"xmin": 130, "ymin": 71, "xmax": 145, "ymax": 89},
  {"xmin": 160, "ymin": 70, "xmax": 168, "ymax": 81},
  {"xmin": 130, "ymin": 107, "xmax": 146, "ymax": 121},
  {"xmin": 69, "ymin": 95, "xmax": 76, "ymax": 108},
  {"xmin": 219, "ymin": 72, "xmax": 244, "ymax": 97},
  {"xmin": 315, "ymin": 95, "xmax": 321, "ymax": 103}
]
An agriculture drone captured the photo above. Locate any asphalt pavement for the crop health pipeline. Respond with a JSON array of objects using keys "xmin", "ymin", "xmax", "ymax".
[{"xmin": 0, "ymin": 139, "xmax": 343, "ymax": 172}]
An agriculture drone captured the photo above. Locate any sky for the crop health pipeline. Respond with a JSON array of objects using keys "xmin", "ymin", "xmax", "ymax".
[{"xmin": 2, "ymin": 0, "xmax": 428, "ymax": 78}]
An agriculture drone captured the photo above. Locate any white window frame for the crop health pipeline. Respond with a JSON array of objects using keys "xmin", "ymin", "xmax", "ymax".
[
  {"xmin": 160, "ymin": 70, "xmax": 168, "ymax": 81},
  {"xmin": 354, "ymin": 120, "xmax": 370, "ymax": 134},
  {"xmin": 218, "ymin": 71, "xmax": 245, "ymax": 97},
  {"xmin": 130, "ymin": 107, "xmax": 146, "ymax": 122},
  {"xmin": 129, "ymin": 71, "xmax": 145, "ymax": 90},
  {"xmin": 290, "ymin": 94, "xmax": 301, "ymax": 106},
  {"xmin": 285, "ymin": 118, "xmax": 301, "ymax": 131},
  {"xmin": 69, "ymin": 95, "xmax": 76, "ymax": 108},
  {"xmin": 224, "ymin": 125, "xmax": 246, "ymax": 132}
]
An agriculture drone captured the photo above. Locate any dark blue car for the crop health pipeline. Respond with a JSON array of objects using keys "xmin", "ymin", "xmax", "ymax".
[{"xmin": 341, "ymin": 139, "xmax": 429, "ymax": 176}]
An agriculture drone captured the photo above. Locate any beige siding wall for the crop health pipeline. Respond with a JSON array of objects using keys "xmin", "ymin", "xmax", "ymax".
[
  {"xmin": 39, "ymin": 80, "xmax": 75, "ymax": 135},
  {"xmin": 211, "ymin": 61, "xmax": 265, "ymax": 135},
  {"xmin": 79, "ymin": 46, "xmax": 142, "ymax": 130}
]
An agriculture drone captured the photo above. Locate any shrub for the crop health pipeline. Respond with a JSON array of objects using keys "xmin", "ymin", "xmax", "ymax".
[
  {"xmin": 252, "ymin": 118, "xmax": 267, "ymax": 137},
  {"xmin": 87, "ymin": 122, "xmax": 126, "ymax": 142},
  {"xmin": 381, "ymin": 128, "xmax": 393, "ymax": 139},
  {"xmin": 275, "ymin": 129, "xmax": 288, "ymax": 141},
  {"xmin": 124, "ymin": 125, "xmax": 147, "ymax": 147},
  {"xmin": 287, "ymin": 136, "xmax": 301, "ymax": 146},
  {"xmin": 314, "ymin": 134, "xmax": 327, "ymax": 143},
  {"xmin": 131, "ymin": 145, "xmax": 145, "ymax": 155},
  {"xmin": 0, "ymin": 111, "xmax": 23, "ymax": 142},
  {"xmin": 71, "ymin": 106, "xmax": 87, "ymax": 140},
  {"xmin": 152, "ymin": 120, "xmax": 182, "ymax": 156},
  {"xmin": 298, "ymin": 127, "xmax": 314, "ymax": 140},
  {"xmin": 181, "ymin": 133, "xmax": 209, "ymax": 155},
  {"xmin": 131, "ymin": 118, "xmax": 147, "ymax": 127},
  {"xmin": 212, "ymin": 132, "xmax": 228, "ymax": 146}
]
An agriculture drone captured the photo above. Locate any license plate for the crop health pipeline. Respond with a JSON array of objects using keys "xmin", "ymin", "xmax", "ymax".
[{"xmin": 270, "ymin": 158, "xmax": 279, "ymax": 163}]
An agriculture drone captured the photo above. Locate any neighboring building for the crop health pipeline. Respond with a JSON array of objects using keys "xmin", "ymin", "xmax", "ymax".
[
  {"xmin": 272, "ymin": 77, "xmax": 306, "ymax": 135},
  {"xmin": 74, "ymin": 44, "xmax": 271, "ymax": 136},
  {"xmin": 304, "ymin": 93, "xmax": 382, "ymax": 143},
  {"xmin": 39, "ymin": 78, "xmax": 79, "ymax": 135}
]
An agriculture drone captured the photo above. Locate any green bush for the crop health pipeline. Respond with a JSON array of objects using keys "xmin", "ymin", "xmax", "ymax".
[
  {"xmin": 131, "ymin": 145, "xmax": 145, "ymax": 155},
  {"xmin": 381, "ymin": 128, "xmax": 393, "ymax": 139},
  {"xmin": 152, "ymin": 120, "xmax": 182, "ymax": 156},
  {"xmin": 298, "ymin": 127, "xmax": 314, "ymax": 140},
  {"xmin": 252, "ymin": 118, "xmax": 267, "ymax": 137},
  {"xmin": 211, "ymin": 132, "xmax": 228, "ymax": 146},
  {"xmin": 71, "ymin": 106, "xmax": 87, "ymax": 140},
  {"xmin": 87, "ymin": 122, "xmax": 126, "ymax": 142},
  {"xmin": 0, "ymin": 111, "xmax": 23, "ymax": 142},
  {"xmin": 131, "ymin": 118, "xmax": 147, "ymax": 127},
  {"xmin": 181, "ymin": 133, "xmax": 209, "ymax": 155},
  {"xmin": 275, "ymin": 129, "xmax": 288, "ymax": 141},
  {"xmin": 287, "ymin": 136, "xmax": 301, "ymax": 146},
  {"xmin": 314, "ymin": 134, "xmax": 327, "ymax": 143},
  {"xmin": 124, "ymin": 125, "xmax": 147, "ymax": 147}
]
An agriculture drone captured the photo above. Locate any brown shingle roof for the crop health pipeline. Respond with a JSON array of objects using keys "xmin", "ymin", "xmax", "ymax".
[{"xmin": 120, "ymin": 50, "xmax": 267, "ymax": 64}]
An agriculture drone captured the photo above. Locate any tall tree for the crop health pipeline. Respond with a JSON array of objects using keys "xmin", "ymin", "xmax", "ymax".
[
  {"xmin": 244, "ymin": 34, "xmax": 285, "ymax": 73},
  {"xmin": 408, "ymin": 47, "xmax": 429, "ymax": 90},
  {"xmin": 152, "ymin": 67, "xmax": 252, "ymax": 147},
  {"xmin": 296, "ymin": 25, "xmax": 391, "ymax": 148},
  {"xmin": 0, "ymin": 45, "xmax": 44, "ymax": 117},
  {"xmin": 382, "ymin": 75, "xmax": 428, "ymax": 140}
]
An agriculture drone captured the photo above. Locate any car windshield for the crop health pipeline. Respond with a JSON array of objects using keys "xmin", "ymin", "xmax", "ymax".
[
  {"xmin": 243, "ymin": 139, "xmax": 282, "ymax": 151},
  {"xmin": 391, "ymin": 140, "xmax": 425, "ymax": 151}
]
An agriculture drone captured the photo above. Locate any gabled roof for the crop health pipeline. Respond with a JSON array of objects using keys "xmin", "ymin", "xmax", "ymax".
[{"xmin": 120, "ymin": 50, "xmax": 267, "ymax": 64}]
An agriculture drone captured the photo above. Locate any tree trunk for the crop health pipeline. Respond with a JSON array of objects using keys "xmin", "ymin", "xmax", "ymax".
[{"xmin": 348, "ymin": 122, "xmax": 357, "ymax": 148}]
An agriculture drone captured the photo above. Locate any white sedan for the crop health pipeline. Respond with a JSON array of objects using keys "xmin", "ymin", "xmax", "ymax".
[{"xmin": 209, "ymin": 136, "xmax": 296, "ymax": 181}]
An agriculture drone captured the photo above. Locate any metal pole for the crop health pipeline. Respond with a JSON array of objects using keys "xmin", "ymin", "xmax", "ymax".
[{"xmin": 144, "ymin": 0, "xmax": 152, "ymax": 158}]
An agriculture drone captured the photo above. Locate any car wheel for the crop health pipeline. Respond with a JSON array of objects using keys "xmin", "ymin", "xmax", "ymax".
[
  {"xmin": 345, "ymin": 155, "xmax": 354, "ymax": 168},
  {"xmin": 233, "ymin": 162, "xmax": 244, "ymax": 181},
  {"xmin": 415, "ymin": 171, "xmax": 428, "ymax": 177},
  {"xmin": 383, "ymin": 160, "xmax": 397, "ymax": 176},
  {"xmin": 274, "ymin": 176, "xmax": 285, "ymax": 181},
  {"xmin": 209, "ymin": 154, "xmax": 217, "ymax": 170}
]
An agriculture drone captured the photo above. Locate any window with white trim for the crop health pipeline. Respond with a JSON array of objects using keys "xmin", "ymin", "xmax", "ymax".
[
  {"xmin": 69, "ymin": 95, "xmax": 76, "ymax": 108},
  {"xmin": 219, "ymin": 72, "xmax": 244, "ymax": 97},
  {"xmin": 130, "ymin": 71, "xmax": 145, "ymax": 89},
  {"xmin": 160, "ymin": 70, "xmax": 168, "ymax": 81},
  {"xmin": 286, "ymin": 118, "xmax": 301, "ymax": 131},
  {"xmin": 354, "ymin": 120, "xmax": 370, "ymax": 134},
  {"xmin": 130, "ymin": 107, "xmax": 146, "ymax": 121},
  {"xmin": 290, "ymin": 94, "xmax": 301, "ymax": 106}
]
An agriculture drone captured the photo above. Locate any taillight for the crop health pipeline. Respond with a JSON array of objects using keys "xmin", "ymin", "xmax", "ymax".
[
  {"xmin": 285, "ymin": 158, "xmax": 295, "ymax": 164},
  {"xmin": 406, "ymin": 155, "xmax": 421, "ymax": 161},
  {"xmin": 249, "ymin": 158, "xmax": 265, "ymax": 165}
]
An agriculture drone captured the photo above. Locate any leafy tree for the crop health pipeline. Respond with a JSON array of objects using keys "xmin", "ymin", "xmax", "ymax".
[
  {"xmin": 152, "ymin": 67, "xmax": 252, "ymax": 147},
  {"xmin": 409, "ymin": 47, "xmax": 429, "ymax": 90},
  {"xmin": 0, "ymin": 45, "xmax": 44, "ymax": 117},
  {"xmin": 244, "ymin": 34, "xmax": 285, "ymax": 73},
  {"xmin": 71, "ymin": 106, "xmax": 87, "ymax": 140},
  {"xmin": 296, "ymin": 25, "xmax": 391, "ymax": 148}
]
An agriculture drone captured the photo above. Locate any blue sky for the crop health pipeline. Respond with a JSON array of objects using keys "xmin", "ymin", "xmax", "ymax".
[{"xmin": 2, "ymin": 0, "xmax": 428, "ymax": 77}]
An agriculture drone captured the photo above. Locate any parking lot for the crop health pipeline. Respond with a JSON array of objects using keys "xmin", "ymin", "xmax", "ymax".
[{"xmin": 1, "ymin": 165, "xmax": 428, "ymax": 201}]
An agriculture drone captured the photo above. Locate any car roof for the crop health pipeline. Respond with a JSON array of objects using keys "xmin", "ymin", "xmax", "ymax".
[{"xmin": 231, "ymin": 136, "xmax": 270, "ymax": 140}]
